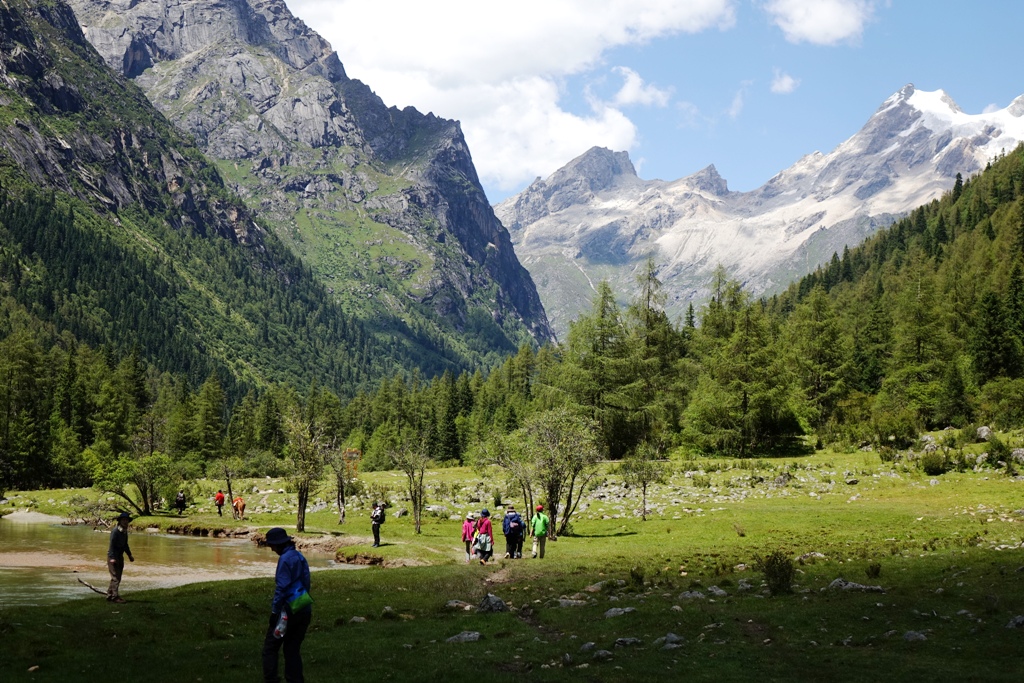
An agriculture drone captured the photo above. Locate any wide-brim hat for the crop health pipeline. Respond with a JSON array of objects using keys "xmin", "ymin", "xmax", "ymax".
[
  {"xmin": 265, "ymin": 527, "xmax": 291, "ymax": 546},
  {"xmin": 116, "ymin": 512, "xmax": 131, "ymax": 521}
]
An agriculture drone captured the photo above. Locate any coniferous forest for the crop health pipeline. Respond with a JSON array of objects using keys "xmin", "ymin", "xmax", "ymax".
[{"xmin": 2, "ymin": 144, "xmax": 1023, "ymax": 494}]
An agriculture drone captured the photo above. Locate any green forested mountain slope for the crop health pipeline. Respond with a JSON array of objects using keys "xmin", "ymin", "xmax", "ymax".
[{"xmin": 0, "ymin": 0, "xmax": 473, "ymax": 398}]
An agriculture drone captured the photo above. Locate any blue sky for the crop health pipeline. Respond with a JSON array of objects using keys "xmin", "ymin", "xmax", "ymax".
[{"xmin": 286, "ymin": 1, "xmax": 1024, "ymax": 202}]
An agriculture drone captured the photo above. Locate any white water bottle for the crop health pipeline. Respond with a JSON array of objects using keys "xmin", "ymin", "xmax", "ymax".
[{"xmin": 273, "ymin": 612, "xmax": 289, "ymax": 639}]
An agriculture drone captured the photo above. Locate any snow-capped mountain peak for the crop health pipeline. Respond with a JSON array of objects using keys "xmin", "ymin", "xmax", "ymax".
[{"xmin": 495, "ymin": 86, "xmax": 1024, "ymax": 337}]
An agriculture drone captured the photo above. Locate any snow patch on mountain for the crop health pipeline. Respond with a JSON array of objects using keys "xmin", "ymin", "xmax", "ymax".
[{"xmin": 496, "ymin": 85, "xmax": 1024, "ymax": 337}]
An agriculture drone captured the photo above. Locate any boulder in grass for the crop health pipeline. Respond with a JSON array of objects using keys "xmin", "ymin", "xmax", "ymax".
[
  {"xmin": 1006, "ymin": 615, "xmax": 1024, "ymax": 629},
  {"xmin": 447, "ymin": 631, "xmax": 482, "ymax": 643},
  {"xmin": 477, "ymin": 593, "xmax": 509, "ymax": 613},
  {"xmin": 604, "ymin": 607, "xmax": 636, "ymax": 619}
]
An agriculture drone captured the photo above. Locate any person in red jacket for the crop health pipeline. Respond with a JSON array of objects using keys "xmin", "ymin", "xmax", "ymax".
[
  {"xmin": 214, "ymin": 490, "xmax": 226, "ymax": 517},
  {"xmin": 474, "ymin": 509, "xmax": 494, "ymax": 564}
]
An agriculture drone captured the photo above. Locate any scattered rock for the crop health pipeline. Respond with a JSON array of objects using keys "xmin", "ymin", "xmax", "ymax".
[
  {"xmin": 477, "ymin": 593, "xmax": 509, "ymax": 613},
  {"xmin": 604, "ymin": 607, "xmax": 636, "ymax": 619},
  {"xmin": 393, "ymin": 508, "xmax": 409, "ymax": 518},
  {"xmin": 846, "ymin": 479, "xmax": 859, "ymax": 485},
  {"xmin": 977, "ymin": 426, "xmax": 993, "ymax": 441},
  {"xmin": 579, "ymin": 642, "xmax": 596, "ymax": 652},
  {"xmin": 774, "ymin": 472, "xmax": 794, "ymax": 487},
  {"xmin": 670, "ymin": 605, "xmax": 683, "ymax": 612},
  {"xmin": 708, "ymin": 586, "xmax": 727, "ymax": 597},
  {"xmin": 903, "ymin": 631, "xmax": 927, "ymax": 642},
  {"xmin": 444, "ymin": 600, "xmax": 474, "ymax": 611},
  {"xmin": 679, "ymin": 591, "xmax": 706, "ymax": 600},
  {"xmin": 827, "ymin": 577, "xmax": 884, "ymax": 593},
  {"xmin": 349, "ymin": 616, "xmax": 367, "ymax": 623},
  {"xmin": 1006, "ymin": 615, "xmax": 1024, "ymax": 629},
  {"xmin": 380, "ymin": 606, "xmax": 398, "ymax": 620},
  {"xmin": 614, "ymin": 637, "xmax": 642, "ymax": 648},
  {"xmin": 562, "ymin": 653, "xmax": 573, "ymax": 666},
  {"xmin": 447, "ymin": 631, "xmax": 482, "ymax": 643},
  {"xmin": 652, "ymin": 633, "xmax": 684, "ymax": 649},
  {"xmin": 558, "ymin": 599, "xmax": 588, "ymax": 608},
  {"xmin": 798, "ymin": 552, "xmax": 827, "ymax": 563},
  {"xmin": 592, "ymin": 650, "xmax": 614, "ymax": 661},
  {"xmin": 737, "ymin": 579, "xmax": 755, "ymax": 592}
]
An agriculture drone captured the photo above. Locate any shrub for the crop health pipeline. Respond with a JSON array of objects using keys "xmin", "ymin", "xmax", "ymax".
[
  {"xmin": 754, "ymin": 550, "xmax": 795, "ymax": 595},
  {"xmin": 920, "ymin": 451, "xmax": 947, "ymax": 475},
  {"xmin": 691, "ymin": 474, "xmax": 712, "ymax": 488},
  {"xmin": 866, "ymin": 562, "xmax": 882, "ymax": 579},
  {"xmin": 367, "ymin": 482, "xmax": 392, "ymax": 507},
  {"xmin": 628, "ymin": 565, "xmax": 645, "ymax": 588}
]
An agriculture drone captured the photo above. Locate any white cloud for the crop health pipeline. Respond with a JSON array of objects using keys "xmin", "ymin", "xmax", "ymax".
[
  {"xmin": 284, "ymin": 0, "xmax": 736, "ymax": 193},
  {"xmin": 770, "ymin": 69, "xmax": 800, "ymax": 94},
  {"xmin": 764, "ymin": 0, "xmax": 875, "ymax": 46},
  {"xmin": 727, "ymin": 82, "xmax": 752, "ymax": 120},
  {"xmin": 983, "ymin": 103, "xmax": 1001, "ymax": 114},
  {"xmin": 612, "ymin": 67, "xmax": 672, "ymax": 107}
]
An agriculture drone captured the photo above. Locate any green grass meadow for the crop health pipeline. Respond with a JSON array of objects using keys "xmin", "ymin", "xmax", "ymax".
[{"xmin": 2, "ymin": 446, "xmax": 1024, "ymax": 681}]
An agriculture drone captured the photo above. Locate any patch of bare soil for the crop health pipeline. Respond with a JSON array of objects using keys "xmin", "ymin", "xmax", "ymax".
[{"xmin": 337, "ymin": 552, "xmax": 385, "ymax": 566}]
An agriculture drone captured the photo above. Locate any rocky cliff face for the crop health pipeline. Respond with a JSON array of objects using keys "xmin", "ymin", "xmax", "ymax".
[
  {"xmin": 67, "ymin": 0, "xmax": 553, "ymax": 350},
  {"xmin": 0, "ymin": 0, "xmax": 264, "ymax": 247},
  {"xmin": 496, "ymin": 86, "xmax": 1024, "ymax": 335}
]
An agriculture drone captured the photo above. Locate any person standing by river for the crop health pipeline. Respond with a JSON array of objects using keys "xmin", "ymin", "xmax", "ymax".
[
  {"xmin": 263, "ymin": 527, "xmax": 312, "ymax": 683},
  {"xmin": 214, "ymin": 490, "xmax": 225, "ymax": 516},
  {"xmin": 106, "ymin": 512, "xmax": 134, "ymax": 603}
]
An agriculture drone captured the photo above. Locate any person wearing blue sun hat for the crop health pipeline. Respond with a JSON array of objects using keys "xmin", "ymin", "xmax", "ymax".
[{"xmin": 262, "ymin": 527, "xmax": 312, "ymax": 683}]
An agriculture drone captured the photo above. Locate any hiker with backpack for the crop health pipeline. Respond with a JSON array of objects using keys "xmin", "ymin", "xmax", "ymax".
[
  {"xmin": 370, "ymin": 502, "xmax": 385, "ymax": 547},
  {"xmin": 502, "ymin": 505, "xmax": 524, "ymax": 559}
]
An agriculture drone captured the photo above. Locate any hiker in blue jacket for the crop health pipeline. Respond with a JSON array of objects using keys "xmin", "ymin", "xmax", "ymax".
[
  {"xmin": 262, "ymin": 527, "xmax": 312, "ymax": 683},
  {"xmin": 502, "ymin": 505, "xmax": 524, "ymax": 559}
]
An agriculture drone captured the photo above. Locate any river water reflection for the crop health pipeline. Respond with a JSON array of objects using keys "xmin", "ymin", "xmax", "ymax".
[{"xmin": 0, "ymin": 513, "xmax": 351, "ymax": 608}]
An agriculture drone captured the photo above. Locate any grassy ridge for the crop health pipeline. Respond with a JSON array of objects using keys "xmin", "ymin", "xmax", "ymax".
[{"xmin": 2, "ymin": 447, "xmax": 1023, "ymax": 681}]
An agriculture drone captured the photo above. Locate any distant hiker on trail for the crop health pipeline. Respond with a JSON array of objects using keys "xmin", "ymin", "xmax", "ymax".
[
  {"xmin": 215, "ymin": 490, "xmax": 225, "ymax": 516},
  {"xmin": 474, "ymin": 508, "xmax": 494, "ymax": 564},
  {"xmin": 233, "ymin": 495, "xmax": 246, "ymax": 520},
  {"xmin": 106, "ymin": 512, "xmax": 134, "ymax": 603},
  {"xmin": 502, "ymin": 505, "xmax": 524, "ymax": 559},
  {"xmin": 531, "ymin": 504, "xmax": 550, "ymax": 559},
  {"xmin": 461, "ymin": 512, "xmax": 476, "ymax": 563},
  {"xmin": 370, "ymin": 502, "xmax": 385, "ymax": 547},
  {"xmin": 175, "ymin": 490, "xmax": 186, "ymax": 516},
  {"xmin": 262, "ymin": 527, "xmax": 312, "ymax": 683}
]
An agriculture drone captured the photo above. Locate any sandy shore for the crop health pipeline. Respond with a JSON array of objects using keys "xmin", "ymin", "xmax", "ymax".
[{"xmin": 2, "ymin": 510, "xmax": 66, "ymax": 524}]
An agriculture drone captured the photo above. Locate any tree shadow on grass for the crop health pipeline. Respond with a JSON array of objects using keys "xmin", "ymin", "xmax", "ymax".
[{"xmin": 569, "ymin": 531, "xmax": 638, "ymax": 539}]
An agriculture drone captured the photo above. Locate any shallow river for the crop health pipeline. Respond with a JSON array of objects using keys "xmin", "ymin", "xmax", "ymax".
[{"xmin": 0, "ymin": 513, "xmax": 352, "ymax": 608}]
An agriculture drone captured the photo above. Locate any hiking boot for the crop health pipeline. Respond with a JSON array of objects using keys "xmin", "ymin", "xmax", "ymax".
[{"xmin": 504, "ymin": 552, "xmax": 510, "ymax": 559}]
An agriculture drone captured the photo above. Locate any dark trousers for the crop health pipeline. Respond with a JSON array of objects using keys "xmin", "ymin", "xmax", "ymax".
[
  {"xmin": 372, "ymin": 523, "xmax": 381, "ymax": 546},
  {"xmin": 106, "ymin": 556, "xmax": 124, "ymax": 598},
  {"xmin": 262, "ymin": 608, "xmax": 311, "ymax": 683},
  {"xmin": 216, "ymin": 504, "xmax": 223, "ymax": 516},
  {"xmin": 505, "ymin": 535, "xmax": 518, "ymax": 557}
]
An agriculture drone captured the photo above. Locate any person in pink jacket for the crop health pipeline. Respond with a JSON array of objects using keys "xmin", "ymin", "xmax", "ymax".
[
  {"xmin": 461, "ymin": 512, "xmax": 476, "ymax": 563},
  {"xmin": 474, "ymin": 509, "xmax": 494, "ymax": 564}
]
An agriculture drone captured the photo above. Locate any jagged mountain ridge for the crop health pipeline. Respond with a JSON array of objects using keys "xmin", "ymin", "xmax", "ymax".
[
  {"xmin": 0, "ymin": 0, "xmax": 423, "ymax": 394},
  {"xmin": 67, "ymin": 0, "xmax": 553, "ymax": 357},
  {"xmin": 496, "ymin": 85, "xmax": 1024, "ymax": 335}
]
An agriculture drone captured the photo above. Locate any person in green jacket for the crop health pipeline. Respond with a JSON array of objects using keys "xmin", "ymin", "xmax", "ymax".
[{"xmin": 530, "ymin": 504, "xmax": 550, "ymax": 559}]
